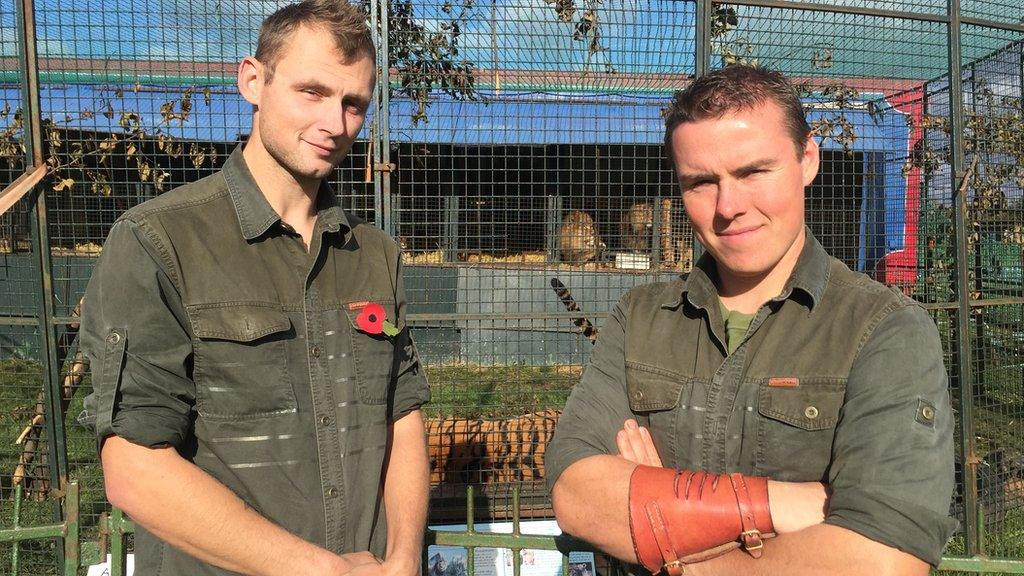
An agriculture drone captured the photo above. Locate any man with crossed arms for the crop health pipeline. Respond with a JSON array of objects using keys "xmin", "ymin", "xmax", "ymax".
[{"xmin": 547, "ymin": 65, "xmax": 956, "ymax": 575}]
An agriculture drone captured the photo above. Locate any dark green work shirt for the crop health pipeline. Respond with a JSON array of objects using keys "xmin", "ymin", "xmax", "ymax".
[
  {"xmin": 80, "ymin": 147, "xmax": 430, "ymax": 575},
  {"xmin": 547, "ymin": 230, "xmax": 957, "ymax": 567}
]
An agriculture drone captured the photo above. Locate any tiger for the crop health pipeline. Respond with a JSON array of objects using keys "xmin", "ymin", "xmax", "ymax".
[
  {"xmin": 422, "ymin": 282, "xmax": 599, "ymax": 488},
  {"xmin": 550, "ymin": 277, "xmax": 599, "ymax": 344},
  {"xmin": 426, "ymin": 409, "xmax": 561, "ymax": 485}
]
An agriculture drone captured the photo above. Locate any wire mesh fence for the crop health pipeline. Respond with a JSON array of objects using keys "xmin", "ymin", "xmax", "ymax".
[
  {"xmin": 956, "ymin": 26, "xmax": 1024, "ymax": 562},
  {"xmin": 0, "ymin": 0, "xmax": 1022, "ymax": 573}
]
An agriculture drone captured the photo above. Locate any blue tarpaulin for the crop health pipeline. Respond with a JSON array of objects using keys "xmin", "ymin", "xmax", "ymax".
[{"xmin": 1, "ymin": 84, "xmax": 911, "ymax": 268}]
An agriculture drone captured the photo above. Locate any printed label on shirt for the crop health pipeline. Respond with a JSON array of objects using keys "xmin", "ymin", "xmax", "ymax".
[
  {"xmin": 347, "ymin": 301, "xmax": 371, "ymax": 311},
  {"xmin": 768, "ymin": 377, "xmax": 800, "ymax": 388}
]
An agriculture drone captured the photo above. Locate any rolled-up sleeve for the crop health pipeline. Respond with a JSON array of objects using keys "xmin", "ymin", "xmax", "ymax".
[
  {"xmin": 390, "ymin": 253, "xmax": 430, "ymax": 418},
  {"xmin": 825, "ymin": 303, "xmax": 958, "ymax": 566},
  {"xmin": 80, "ymin": 218, "xmax": 195, "ymax": 449},
  {"xmin": 546, "ymin": 292, "xmax": 636, "ymax": 493}
]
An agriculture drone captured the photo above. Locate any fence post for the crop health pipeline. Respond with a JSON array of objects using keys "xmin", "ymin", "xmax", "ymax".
[
  {"xmin": 694, "ymin": 0, "xmax": 712, "ymax": 77},
  {"xmin": 691, "ymin": 0, "xmax": 711, "ymax": 266},
  {"xmin": 109, "ymin": 508, "xmax": 131, "ymax": 576},
  {"xmin": 444, "ymin": 196, "xmax": 460, "ymax": 263},
  {"xmin": 15, "ymin": 3, "xmax": 71, "ymax": 574},
  {"xmin": 651, "ymin": 198, "xmax": 662, "ymax": 269},
  {"xmin": 945, "ymin": 0, "xmax": 981, "ymax": 557},
  {"xmin": 63, "ymin": 482, "xmax": 80, "ymax": 576},
  {"xmin": 374, "ymin": 0, "xmax": 395, "ymax": 237},
  {"xmin": 11, "ymin": 485, "xmax": 22, "ymax": 575},
  {"xmin": 545, "ymin": 195, "xmax": 563, "ymax": 263}
]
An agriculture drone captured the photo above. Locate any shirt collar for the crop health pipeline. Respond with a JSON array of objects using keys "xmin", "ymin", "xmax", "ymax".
[
  {"xmin": 221, "ymin": 145, "xmax": 352, "ymax": 241},
  {"xmin": 774, "ymin": 227, "xmax": 831, "ymax": 310},
  {"xmin": 662, "ymin": 226, "xmax": 830, "ymax": 312}
]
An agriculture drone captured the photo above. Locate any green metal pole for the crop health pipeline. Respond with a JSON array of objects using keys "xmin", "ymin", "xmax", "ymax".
[
  {"xmin": 466, "ymin": 486, "xmax": 475, "ymax": 576},
  {"xmin": 694, "ymin": 0, "xmax": 712, "ymax": 77},
  {"xmin": 937, "ymin": 557, "xmax": 1024, "ymax": 574},
  {"xmin": 512, "ymin": 487, "xmax": 521, "ymax": 576},
  {"xmin": 945, "ymin": 0, "xmax": 981, "ymax": 558},
  {"xmin": 689, "ymin": 0, "xmax": 711, "ymax": 265},
  {"xmin": 110, "ymin": 508, "xmax": 132, "ymax": 576},
  {"xmin": 429, "ymin": 531, "xmax": 597, "ymax": 553},
  {"xmin": 63, "ymin": 482, "xmax": 80, "ymax": 576},
  {"xmin": 15, "ymin": 5, "xmax": 71, "ymax": 576},
  {"xmin": 11, "ymin": 484, "xmax": 22, "ymax": 576},
  {"xmin": 375, "ymin": 0, "xmax": 394, "ymax": 237}
]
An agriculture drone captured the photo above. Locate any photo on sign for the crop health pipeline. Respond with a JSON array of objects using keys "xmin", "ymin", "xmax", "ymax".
[
  {"xmin": 428, "ymin": 548, "xmax": 469, "ymax": 576},
  {"xmin": 568, "ymin": 561, "xmax": 593, "ymax": 576}
]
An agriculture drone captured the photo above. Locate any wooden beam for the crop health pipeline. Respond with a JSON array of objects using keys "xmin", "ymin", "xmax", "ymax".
[{"xmin": 0, "ymin": 164, "xmax": 47, "ymax": 218}]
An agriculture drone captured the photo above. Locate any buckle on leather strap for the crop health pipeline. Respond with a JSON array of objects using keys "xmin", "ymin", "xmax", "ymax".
[
  {"xmin": 661, "ymin": 559, "xmax": 686, "ymax": 576},
  {"xmin": 740, "ymin": 529, "xmax": 764, "ymax": 557}
]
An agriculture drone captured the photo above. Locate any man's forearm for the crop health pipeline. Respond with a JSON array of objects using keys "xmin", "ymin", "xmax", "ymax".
[
  {"xmin": 382, "ymin": 410, "xmax": 430, "ymax": 575},
  {"xmin": 101, "ymin": 435, "xmax": 359, "ymax": 576},
  {"xmin": 552, "ymin": 456, "xmax": 638, "ymax": 561},
  {"xmin": 551, "ymin": 456, "xmax": 828, "ymax": 565},
  {"xmin": 685, "ymin": 523, "xmax": 930, "ymax": 576}
]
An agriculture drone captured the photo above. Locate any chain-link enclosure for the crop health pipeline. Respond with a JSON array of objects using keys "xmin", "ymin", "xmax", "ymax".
[{"xmin": 1, "ymin": 0, "xmax": 1022, "ymax": 573}]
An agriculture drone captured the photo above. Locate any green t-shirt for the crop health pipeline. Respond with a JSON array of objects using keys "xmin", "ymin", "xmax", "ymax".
[{"xmin": 719, "ymin": 300, "xmax": 755, "ymax": 354}]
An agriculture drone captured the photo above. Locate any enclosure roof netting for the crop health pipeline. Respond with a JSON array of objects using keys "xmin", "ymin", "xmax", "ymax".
[
  {"xmin": 0, "ymin": 86, "xmax": 908, "ymax": 152},
  {"xmin": 2, "ymin": 0, "xmax": 1015, "ymax": 83}
]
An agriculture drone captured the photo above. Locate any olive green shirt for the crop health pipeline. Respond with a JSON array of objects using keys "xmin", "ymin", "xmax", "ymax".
[
  {"xmin": 81, "ymin": 147, "xmax": 430, "ymax": 575},
  {"xmin": 547, "ymin": 231, "xmax": 957, "ymax": 567}
]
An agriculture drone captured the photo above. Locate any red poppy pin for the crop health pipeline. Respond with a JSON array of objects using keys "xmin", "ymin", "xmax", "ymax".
[{"xmin": 353, "ymin": 302, "xmax": 399, "ymax": 337}]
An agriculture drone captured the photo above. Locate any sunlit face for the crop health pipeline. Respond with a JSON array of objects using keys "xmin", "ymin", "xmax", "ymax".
[
  {"xmin": 670, "ymin": 101, "xmax": 819, "ymax": 289},
  {"xmin": 240, "ymin": 25, "xmax": 375, "ymax": 188}
]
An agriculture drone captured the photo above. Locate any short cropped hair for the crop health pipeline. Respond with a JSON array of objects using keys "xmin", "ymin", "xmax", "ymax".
[
  {"xmin": 255, "ymin": 0, "xmax": 376, "ymax": 82},
  {"xmin": 664, "ymin": 65, "xmax": 811, "ymax": 158}
]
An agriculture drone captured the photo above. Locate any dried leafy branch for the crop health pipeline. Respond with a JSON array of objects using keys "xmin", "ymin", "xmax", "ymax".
[
  {"xmin": 710, "ymin": 6, "xmax": 759, "ymax": 67},
  {"xmin": 0, "ymin": 85, "xmax": 219, "ymax": 197},
  {"xmin": 905, "ymin": 82, "xmax": 1023, "ymax": 216},
  {"xmin": 542, "ymin": 0, "xmax": 615, "ymax": 74},
  {"xmin": 0, "ymin": 2, "xmax": 487, "ymax": 214},
  {"xmin": 799, "ymin": 83, "xmax": 877, "ymax": 157},
  {"xmin": 909, "ymin": 80, "xmax": 1024, "ymax": 309},
  {"xmin": 379, "ymin": 0, "xmax": 481, "ymax": 125}
]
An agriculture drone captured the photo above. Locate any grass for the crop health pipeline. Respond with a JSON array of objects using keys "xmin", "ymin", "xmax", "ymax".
[
  {"xmin": 424, "ymin": 364, "xmax": 580, "ymax": 419},
  {"xmin": 0, "ymin": 365, "xmax": 107, "ymax": 571},
  {"xmin": 940, "ymin": 506, "xmax": 1024, "ymax": 574}
]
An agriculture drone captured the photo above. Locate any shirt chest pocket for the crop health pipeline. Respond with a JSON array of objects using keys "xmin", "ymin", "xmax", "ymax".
[
  {"xmin": 190, "ymin": 303, "xmax": 297, "ymax": 420},
  {"xmin": 754, "ymin": 377, "xmax": 845, "ymax": 481},
  {"xmin": 625, "ymin": 361, "xmax": 698, "ymax": 468},
  {"xmin": 343, "ymin": 300, "xmax": 399, "ymax": 405}
]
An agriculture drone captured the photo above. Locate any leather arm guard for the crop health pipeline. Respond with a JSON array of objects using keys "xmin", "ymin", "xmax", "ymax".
[{"xmin": 628, "ymin": 465, "xmax": 775, "ymax": 575}]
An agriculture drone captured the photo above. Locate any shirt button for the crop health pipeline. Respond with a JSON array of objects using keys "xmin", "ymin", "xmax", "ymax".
[
  {"xmin": 326, "ymin": 486, "xmax": 339, "ymax": 498},
  {"xmin": 310, "ymin": 345, "xmax": 321, "ymax": 358},
  {"xmin": 804, "ymin": 406, "xmax": 819, "ymax": 419},
  {"xmin": 106, "ymin": 332, "xmax": 121, "ymax": 345},
  {"xmin": 921, "ymin": 405, "xmax": 935, "ymax": 421},
  {"xmin": 319, "ymin": 415, "xmax": 331, "ymax": 426},
  {"xmin": 633, "ymin": 390, "xmax": 644, "ymax": 401}
]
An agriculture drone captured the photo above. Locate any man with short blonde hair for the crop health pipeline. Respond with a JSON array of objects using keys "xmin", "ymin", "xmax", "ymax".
[
  {"xmin": 82, "ymin": 2, "xmax": 429, "ymax": 575},
  {"xmin": 255, "ymin": 0, "xmax": 376, "ymax": 80}
]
